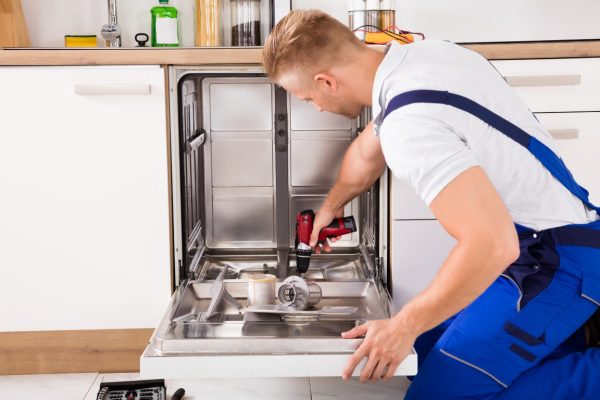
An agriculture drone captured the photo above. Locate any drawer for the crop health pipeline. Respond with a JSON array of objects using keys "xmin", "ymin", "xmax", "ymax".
[
  {"xmin": 390, "ymin": 175, "xmax": 433, "ymax": 220},
  {"xmin": 536, "ymin": 112, "xmax": 600, "ymax": 205},
  {"xmin": 390, "ymin": 220, "xmax": 456, "ymax": 310},
  {"xmin": 491, "ymin": 58, "xmax": 600, "ymax": 112}
]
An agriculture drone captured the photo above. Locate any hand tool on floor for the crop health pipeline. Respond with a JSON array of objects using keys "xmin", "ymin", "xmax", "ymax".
[{"xmin": 295, "ymin": 209, "xmax": 357, "ymax": 274}]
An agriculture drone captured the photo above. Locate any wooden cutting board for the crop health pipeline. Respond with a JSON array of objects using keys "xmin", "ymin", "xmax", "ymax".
[{"xmin": 0, "ymin": 0, "xmax": 30, "ymax": 47}]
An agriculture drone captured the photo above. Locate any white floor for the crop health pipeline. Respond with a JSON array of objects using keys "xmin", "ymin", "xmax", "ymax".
[{"xmin": 0, "ymin": 372, "xmax": 410, "ymax": 400}]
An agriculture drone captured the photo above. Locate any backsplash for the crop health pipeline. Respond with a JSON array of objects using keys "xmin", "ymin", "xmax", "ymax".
[
  {"xmin": 19, "ymin": 0, "xmax": 600, "ymax": 48},
  {"xmin": 21, "ymin": 0, "xmax": 195, "ymax": 47}
]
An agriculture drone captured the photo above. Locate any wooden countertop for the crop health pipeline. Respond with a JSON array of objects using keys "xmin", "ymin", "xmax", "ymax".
[{"xmin": 0, "ymin": 40, "xmax": 599, "ymax": 66}]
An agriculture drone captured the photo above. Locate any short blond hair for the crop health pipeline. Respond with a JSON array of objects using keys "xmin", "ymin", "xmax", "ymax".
[{"xmin": 263, "ymin": 9, "xmax": 363, "ymax": 81}]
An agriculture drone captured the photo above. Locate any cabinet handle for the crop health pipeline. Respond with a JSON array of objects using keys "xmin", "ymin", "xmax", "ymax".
[
  {"xmin": 547, "ymin": 129, "xmax": 579, "ymax": 140},
  {"xmin": 74, "ymin": 84, "xmax": 152, "ymax": 95},
  {"xmin": 505, "ymin": 74, "xmax": 581, "ymax": 87}
]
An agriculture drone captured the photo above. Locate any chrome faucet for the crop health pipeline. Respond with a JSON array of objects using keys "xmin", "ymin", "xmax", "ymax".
[{"xmin": 101, "ymin": 0, "xmax": 122, "ymax": 47}]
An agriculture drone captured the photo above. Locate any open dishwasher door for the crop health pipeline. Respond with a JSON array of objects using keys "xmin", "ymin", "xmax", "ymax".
[{"xmin": 140, "ymin": 68, "xmax": 417, "ymax": 379}]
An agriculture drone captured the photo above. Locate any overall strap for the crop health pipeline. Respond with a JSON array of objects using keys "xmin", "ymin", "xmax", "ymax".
[{"xmin": 382, "ymin": 90, "xmax": 600, "ymax": 214}]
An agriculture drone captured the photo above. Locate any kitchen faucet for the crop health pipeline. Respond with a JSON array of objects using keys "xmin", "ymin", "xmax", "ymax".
[{"xmin": 101, "ymin": 0, "xmax": 122, "ymax": 47}]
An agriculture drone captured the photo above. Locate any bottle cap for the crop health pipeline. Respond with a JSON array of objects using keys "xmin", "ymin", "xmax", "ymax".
[
  {"xmin": 379, "ymin": 0, "xmax": 395, "ymax": 9},
  {"xmin": 159, "ymin": 0, "xmax": 169, "ymax": 3},
  {"xmin": 366, "ymin": 0, "xmax": 379, "ymax": 10},
  {"xmin": 348, "ymin": 0, "xmax": 365, "ymax": 11}
]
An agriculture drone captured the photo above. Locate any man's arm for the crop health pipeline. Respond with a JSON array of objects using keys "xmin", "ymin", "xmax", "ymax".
[
  {"xmin": 310, "ymin": 122, "xmax": 386, "ymax": 248},
  {"xmin": 342, "ymin": 166, "xmax": 520, "ymax": 382},
  {"xmin": 397, "ymin": 166, "xmax": 520, "ymax": 333}
]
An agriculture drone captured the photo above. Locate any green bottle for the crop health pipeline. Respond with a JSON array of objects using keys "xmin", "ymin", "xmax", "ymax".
[{"xmin": 151, "ymin": 0, "xmax": 180, "ymax": 47}]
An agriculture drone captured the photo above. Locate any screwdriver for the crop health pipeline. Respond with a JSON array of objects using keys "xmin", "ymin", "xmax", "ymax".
[{"xmin": 171, "ymin": 388, "xmax": 185, "ymax": 400}]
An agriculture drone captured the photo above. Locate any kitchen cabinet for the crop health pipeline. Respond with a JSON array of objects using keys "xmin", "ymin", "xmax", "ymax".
[
  {"xmin": 491, "ymin": 58, "xmax": 600, "ymax": 205},
  {"xmin": 389, "ymin": 57, "xmax": 600, "ymax": 311},
  {"xmin": 390, "ymin": 220, "xmax": 455, "ymax": 311},
  {"xmin": 290, "ymin": 0, "xmax": 600, "ymax": 43},
  {"xmin": 390, "ymin": 176, "xmax": 433, "ymax": 220},
  {"xmin": 535, "ymin": 112, "xmax": 600, "ymax": 205},
  {"xmin": 394, "ymin": 0, "xmax": 600, "ymax": 43},
  {"xmin": 0, "ymin": 65, "xmax": 172, "ymax": 331},
  {"xmin": 491, "ymin": 58, "xmax": 600, "ymax": 112}
]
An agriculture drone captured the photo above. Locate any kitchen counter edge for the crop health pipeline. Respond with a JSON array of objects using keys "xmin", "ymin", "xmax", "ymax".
[{"xmin": 0, "ymin": 40, "xmax": 599, "ymax": 66}]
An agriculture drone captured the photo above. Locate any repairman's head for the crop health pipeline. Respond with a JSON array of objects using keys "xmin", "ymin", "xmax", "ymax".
[{"xmin": 263, "ymin": 9, "xmax": 372, "ymax": 119}]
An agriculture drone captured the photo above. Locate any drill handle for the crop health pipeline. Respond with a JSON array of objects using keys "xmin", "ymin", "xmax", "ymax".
[{"xmin": 317, "ymin": 216, "xmax": 357, "ymax": 242}]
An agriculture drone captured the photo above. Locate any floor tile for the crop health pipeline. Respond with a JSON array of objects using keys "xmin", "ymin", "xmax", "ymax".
[
  {"xmin": 310, "ymin": 376, "xmax": 410, "ymax": 400},
  {"xmin": 0, "ymin": 373, "xmax": 98, "ymax": 400},
  {"xmin": 86, "ymin": 373, "xmax": 312, "ymax": 400}
]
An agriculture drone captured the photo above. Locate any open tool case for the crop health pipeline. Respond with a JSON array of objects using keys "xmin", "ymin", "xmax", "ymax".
[{"xmin": 96, "ymin": 379, "xmax": 166, "ymax": 400}]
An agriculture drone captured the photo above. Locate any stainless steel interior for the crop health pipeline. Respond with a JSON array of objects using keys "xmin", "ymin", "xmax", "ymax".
[{"xmin": 148, "ymin": 69, "xmax": 389, "ymax": 358}]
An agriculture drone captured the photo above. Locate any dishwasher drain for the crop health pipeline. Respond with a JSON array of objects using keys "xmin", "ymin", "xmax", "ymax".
[{"xmin": 277, "ymin": 276, "xmax": 322, "ymax": 310}]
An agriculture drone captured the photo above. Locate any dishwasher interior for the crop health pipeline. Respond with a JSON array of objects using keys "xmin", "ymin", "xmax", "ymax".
[{"xmin": 140, "ymin": 66, "xmax": 415, "ymax": 378}]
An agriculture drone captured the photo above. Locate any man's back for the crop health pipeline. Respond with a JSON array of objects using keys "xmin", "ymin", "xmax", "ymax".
[{"xmin": 373, "ymin": 39, "xmax": 598, "ymax": 231}]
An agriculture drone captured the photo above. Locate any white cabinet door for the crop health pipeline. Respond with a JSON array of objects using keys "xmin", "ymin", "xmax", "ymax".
[
  {"xmin": 292, "ymin": 0, "xmax": 600, "ymax": 43},
  {"xmin": 536, "ymin": 112, "xmax": 600, "ymax": 205},
  {"xmin": 390, "ymin": 220, "xmax": 455, "ymax": 311},
  {"xmin": 390, "ymin": 175, "xmax": 434, "ymax": 220},
  {"xmin": 0, "ymin": 66, "xmax": 172, "ymax": 331}
]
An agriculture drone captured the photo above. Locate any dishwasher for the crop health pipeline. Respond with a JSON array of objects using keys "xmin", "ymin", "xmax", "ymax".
[{"xmin": 140, "ymin": 65, "xmax": 418, "ymax": 379}]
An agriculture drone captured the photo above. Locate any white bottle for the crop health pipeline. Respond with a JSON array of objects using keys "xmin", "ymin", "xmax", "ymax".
[{"xmin": 348, "ymin": 0, "xmax": 366, "ymax": 41}]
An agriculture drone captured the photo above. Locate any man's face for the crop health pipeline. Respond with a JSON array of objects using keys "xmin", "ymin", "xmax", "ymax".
[{"xmin": 280, "ymin": 73, "xmax": 363, "ymax": 119}]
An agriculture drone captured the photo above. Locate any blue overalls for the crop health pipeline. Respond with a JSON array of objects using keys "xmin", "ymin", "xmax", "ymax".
[{"xmin": 381, "ymin": 90, "xmax": 600, "ymax": 399}]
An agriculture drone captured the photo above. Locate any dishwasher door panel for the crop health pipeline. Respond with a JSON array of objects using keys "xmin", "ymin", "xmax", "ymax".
[{"xmin": 141, "ymin": 348, "xmax": 417, "ymax": 379}]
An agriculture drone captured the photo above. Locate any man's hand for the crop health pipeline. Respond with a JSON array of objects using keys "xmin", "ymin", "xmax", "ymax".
[
  {"xmin": 341, "ymin": 318, "xmax": 417, "ymax": 383},
  {"xmin": 307, "ymin": 123, "xmax": 386, "ymax": 254},
  {"xmin": 309, "ymin": 205, "xmax": 344, "ymax": 253}
]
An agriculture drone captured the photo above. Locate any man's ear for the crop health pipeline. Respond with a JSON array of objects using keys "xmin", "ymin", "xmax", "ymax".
[{"xmin": 314, "ymin": 73, "xmax": 338, "ymax": 92}]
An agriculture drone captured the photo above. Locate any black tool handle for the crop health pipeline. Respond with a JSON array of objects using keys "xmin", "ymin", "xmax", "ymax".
[{"xmin": 171, "ymin": 388, "xmax": 185, "ymax": 400}]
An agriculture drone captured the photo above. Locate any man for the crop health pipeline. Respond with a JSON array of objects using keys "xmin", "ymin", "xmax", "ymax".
[{"xmin": 263, "ymin": 9, "xmax": 600, "ymax": 400}]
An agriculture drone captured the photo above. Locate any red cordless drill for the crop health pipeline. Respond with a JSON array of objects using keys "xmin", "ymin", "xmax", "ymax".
[{"xmin": 295, "ymin": 209, "xmax": 357, "ymax": 274}]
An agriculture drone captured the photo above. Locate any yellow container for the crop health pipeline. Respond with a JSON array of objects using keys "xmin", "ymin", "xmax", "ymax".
[
  {"xmin": 64, "ymin": 35, "xmax": 98, "ymax": 48},
  {"xmin": 364, "ymin": 31, "xmax": 413, "ymax": 45},
  {"xmin": 195, "ymin": 0, "xmax": 221, "ymax": 46}
]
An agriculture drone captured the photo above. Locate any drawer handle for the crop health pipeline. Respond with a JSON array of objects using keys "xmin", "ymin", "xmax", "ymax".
[
  {"xmin": 74, "ymin": 84, "xmax": 152, "ymax": 95},
  {"xmin": 505, "ymin": 74, "xmax": 581, "ymax": 87},
  {"xmin": 547, "ymin": 129, "xmax": 579, "ymax": 140}
]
